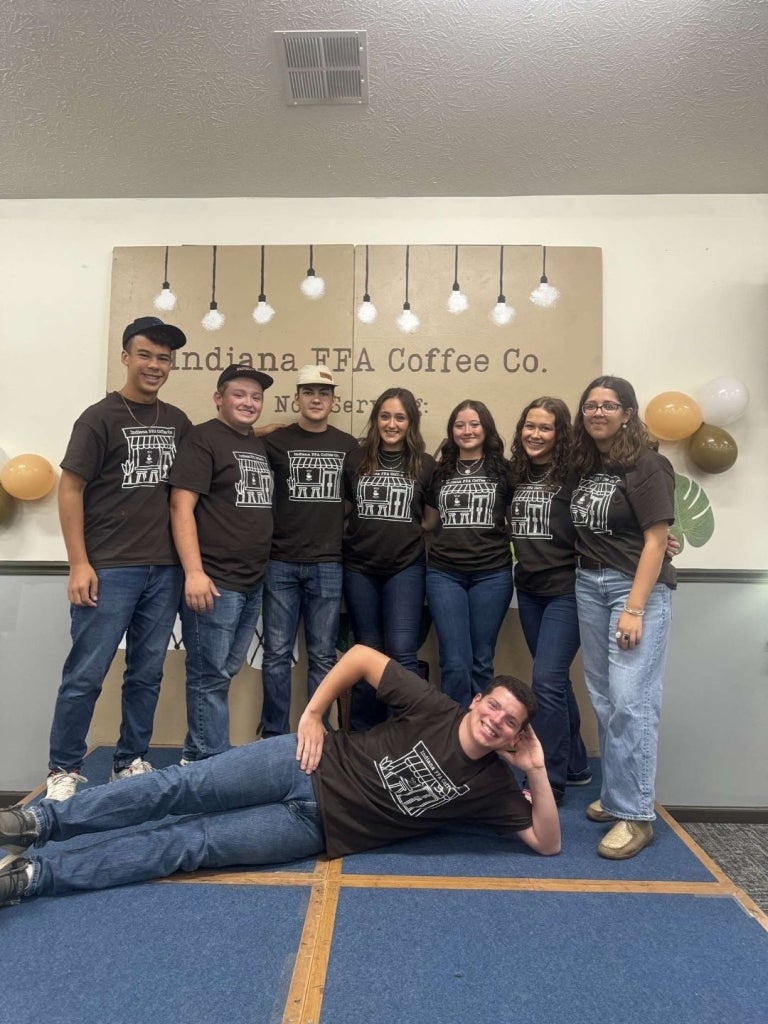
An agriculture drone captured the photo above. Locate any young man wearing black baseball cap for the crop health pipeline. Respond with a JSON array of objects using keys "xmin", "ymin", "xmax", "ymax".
[
  {"xmin": 45, "ymin": 317, "xmax": 191, "ymax": 800},
  {"xmin": 169, "ymin": 364, "xmax": 274, "ymax": 763}
]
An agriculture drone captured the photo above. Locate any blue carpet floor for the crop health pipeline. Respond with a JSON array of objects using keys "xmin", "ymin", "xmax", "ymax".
[
  {"xmin": 321, "ymin": 889, "xmax": 767, "ymax": 1024},
  {"xmin": 1, "ymin": 883, "xmax": 308, "ymax": 1024}
]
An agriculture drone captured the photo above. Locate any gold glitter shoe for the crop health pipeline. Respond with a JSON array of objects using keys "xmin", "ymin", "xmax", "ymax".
[
  {"xmin": 586, "ymin": 800, "xmax": 617, "ymax": 822},
  {"xmin": 597, "ymin": 819, "xmax": 654, "ymax": 860}
]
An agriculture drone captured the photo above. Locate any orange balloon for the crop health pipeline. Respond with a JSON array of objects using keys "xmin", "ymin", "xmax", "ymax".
[
  {"xmin": 644, "ymin": 391, "xmax": 702, "ymax": 441},
  {"xmin": 0, "ymin": 453, "xmax": 56, "ymax": 500}
]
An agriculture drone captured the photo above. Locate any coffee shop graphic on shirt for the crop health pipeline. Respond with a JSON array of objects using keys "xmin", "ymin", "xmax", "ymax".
[
  {"xmin": 376, "ymin": 740, "xmax": 470, "ymax": 817},
  {"xmin": 233, "ymin": 450, "xmax": 272, "ymax": 507},
  {"xmin": 439, "ymin": 477, "xmax": 496, "ymax": 528},
  {"xmin": 508, "ymin": 482, "xmax": 555, "ymax": 540},
  {"xmin": 570, "ymin": 473, "xmax": 620, "ymax": 534},
  {"xmin": 121, "ymin": 426, "xmax": 177, "ymax": 489},
  {"xmin": 356, "ymin": 471, "xmax": 414, "ymax": 521},
  {"xmin": 287, "ymin": 449, "xmax": 345, "ymax": 502}
]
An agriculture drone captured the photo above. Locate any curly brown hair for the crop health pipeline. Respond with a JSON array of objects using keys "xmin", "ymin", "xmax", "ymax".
[
  {"xmin": 434, "ymin": 400, "xmax": 508, "ymax": 484},
  {"xmin": 572, "ymin": 376, "xmax": 657, "ymax": 475},
  {"xmin": 508, "ymin": 396, "xmax": 573, "ymax": 486}
]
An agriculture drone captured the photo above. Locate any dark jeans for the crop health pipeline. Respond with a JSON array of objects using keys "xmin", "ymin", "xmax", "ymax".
[
  {"xmin": 516, "ymin": 590, "xmax": 588, "ymax": 799},
  {"xmin": 426, "ymin": 565, "xmax": 514, "ymax": 707},
  {"xmin": 342, "ymin": 560, "xmax": 426, "ymax": 730}
]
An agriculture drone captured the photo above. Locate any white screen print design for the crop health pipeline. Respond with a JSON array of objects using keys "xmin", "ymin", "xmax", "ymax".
[
  {"xmin": 356, "ymin": 470, "xmax": 414, "ymax": 521},
  {"xmin": 376, "ymin": 740, "xmax": 470, "ymax": 816},
  {"xmin": 570, "ymin": 473, "xmax": 620, "ymax": 535},
  {"xmin": 508, "ymin": 482, "xmax": 558, "ymax": 540},
  {"xmin": 287, "ymin": 449, "xmax": 345, "ymax": 502},
  {"xmin": 438, "ymin": 476, "xmax": 497, "ymax": 529},
  {"xmin": 233, "ymin": 450, "xmax": 272, "ymax": 507},
  {"xmin": 121, "ymin": 427, "xmax": 177, "ymax": 488}
]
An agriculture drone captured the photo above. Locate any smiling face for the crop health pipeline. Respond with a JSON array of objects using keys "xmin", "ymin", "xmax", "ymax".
[
  {"xmin": 582, "ymin": 386, "xmax": 631, "ymax": 451},
  {"xmin": 120, "ymin": 335, "xmax": 173, "ymax": 401},
  {"xmin": 462, "ymin": 686, "xmax": 527, "ymax": 756},
  {"xmin": 521, "ymin": 407, "xmax": 556, "ymax": 464},
  {"xmin": 296, "ymin": 384, "xmax": 334, "ymax": 430},
  {"xmin": 215, "ymin": 378, "xmax": 264, "ymax": 433},
  {"xmin": 377, "ymin": 397, "xmax": 409, "ymax": 451},
  {"xmin": 452, "ymin": 406, "xmax": 486, "ymax": 459}
]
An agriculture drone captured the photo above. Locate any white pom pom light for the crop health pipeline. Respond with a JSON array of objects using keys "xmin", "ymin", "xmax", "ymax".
[
  {"xmin": 202, "ymin": 304, "xmax": 225, "ymax": 331},
  {"xmin": 447, "ymin": 245, "xmax": 469, "ymax": 314},
  {"xmin": 357, "ymin": 298, "xmax": 377, "ymax": 323},
  {"xmin": 300, "ymin": 245, "xmax": 325, "ymax": 299},
  {"xmin": 397, "ymin": 305, "xmax": 420, "ymax": 334},
  {"xmin": 491, "ymin": 300, "xmax": 515, "ymax": 326},
  {"xmin": 529, "ymin": 246, "xmax": 560, "ymax": 308},
  {"xmin": 252, "ymin": 300, "xmax": 275, "ymax": 325},
  {"xmin": 153, "ymin": 248, "xmax": 177, "ymax": 311}
]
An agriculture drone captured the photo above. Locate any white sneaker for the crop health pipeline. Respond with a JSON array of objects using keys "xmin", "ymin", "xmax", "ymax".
[
  {"xmin": 46, "ymin": 770, "xmax": 87, "ymax": 801},
  {"xmin": 110, "ymin": 757, "xmax": 154, "ymax": 782}
]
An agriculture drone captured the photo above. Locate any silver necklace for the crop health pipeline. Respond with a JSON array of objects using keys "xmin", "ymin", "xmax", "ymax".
[
  {"xmin": 119, "ymin": 391, "xmax": 160, "ymax": 427},
  {"xmin": 458, "ymin": 456, "xmax": 485, "ymax": 476},
  {"xmin": 526, "ymin": 462, "xmax": 554, "ymax": 485},
  {"xmin": 377, "ymin": 448, "xmax": 404, "ymax": 471}
]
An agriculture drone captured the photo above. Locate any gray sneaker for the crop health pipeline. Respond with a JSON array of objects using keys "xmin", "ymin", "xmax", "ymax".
[
  {"xmin": 0, "ymin": 858, "xmax": 31, "ymax": 908},
  {"xmin": 110, "ymin": 757, "xmax": 154, "ymax": 782},
  {"xmin": 0, "ymin": 808, "xmax": 39, "ymax": 867},
  {"xmin": 46, "ymin": 770, "xmax": 87, "ymax": 801}
]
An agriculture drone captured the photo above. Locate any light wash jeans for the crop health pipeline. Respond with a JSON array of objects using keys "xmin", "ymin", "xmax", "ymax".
[
  {"xmin": 575, "ymin": 567, "xmax": 672, "ymax": 821},
  {"xmin": 180, "ymin": 583, "xmax": 263, "ymax": 761},
  {"xmin": 49, "ymin": 565, "xmax": 183, "ymax": 772},
  {"xmin": 27, "ymin": 736, "xmax": 324, "ymax": 897},
  {"xmin": 260, "ymin": 560, "xmax": 343, "ymax": 736},
  {"xmin": 426, "ymin": 565, "xmax": 514, "ymax": 707}
]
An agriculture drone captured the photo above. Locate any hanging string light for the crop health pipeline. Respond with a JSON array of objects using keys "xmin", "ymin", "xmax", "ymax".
[
  {"xmin": 447, "ymin": 244, "xmax": 469, "ymax": 313},
  {"xmin": 396, "ymin": 245, "xmax": 420, "ymax": 333},
  {"xmin": 201, "ymin": 245, "xmax": 225, "ymax": 331},
  {"xmin": 252, "ymin": 245, "xmax": 275, "ymax": 325},
  {"xmin": 529, "ymin": 245, "xmax": 560, "ymax": 308},
  {"xmin": 153, "ymin": 246, "xmax": 177, "ymax": 312},
  {"xmin": 356, "ymin": 245, "xmax": 377, "ymax": 323},
  {"xmin": 300, "ymin": 244, "xmax": 325, "ymax": 298},
  {"xmin": 490, "ymin": 245, "xmax": 516, "ymax": 326}
]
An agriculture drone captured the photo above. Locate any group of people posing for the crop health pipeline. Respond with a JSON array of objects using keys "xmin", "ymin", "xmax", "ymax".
[{"xmin": 0, "ymin": 313, "xmax": 676, "ymax": 908}]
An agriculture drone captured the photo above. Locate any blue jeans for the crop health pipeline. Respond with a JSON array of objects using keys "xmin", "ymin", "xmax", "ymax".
[
  {"xmin": 426, "ymin": 565, "xmax": 514, "ymax": 707},
  {"xmin": 343, "ymin": 561, "xmax": 426, "ymax": 730},
  {"xmin": 27, "ymin": 735, "xmax": 324, "ymax": 897},
  {"xmin": 575, "ymin": 568, "xmax": 672, "ymax": 821},
  {"xmin": 180, "ymin": 584, "xmax": 263, "ymax": 761},
  {"xmin": 261, "ymin": 560, "xmax": 343, "ymax": 736},
  {"xmin": 49, "ymin": 565, "xmax": 183, "ymax": 772},
  {"xmin": 517, "ymin": 590, "xmax": 588, "ymax": 799}
]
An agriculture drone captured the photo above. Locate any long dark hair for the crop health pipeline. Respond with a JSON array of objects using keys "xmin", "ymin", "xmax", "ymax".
[
  {"xmin": 509, "ymin": 396, "xmax": 572, "ymax": 486},
  {"xmin": 435, "ymin": 399, "xmax": 508, "ymax": 484},
  {"xmin": 572, "ymin": 375, "xmax": 657, "ymax": 475},
  {"xmin": 358, "ymin": 387, "xmax": 426, "ymax": 478}
]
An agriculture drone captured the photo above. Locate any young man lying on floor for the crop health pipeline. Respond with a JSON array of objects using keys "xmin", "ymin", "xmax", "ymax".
[{"xmin": 0, "ymin": 645, "xmax": 560, "ymax": 906}]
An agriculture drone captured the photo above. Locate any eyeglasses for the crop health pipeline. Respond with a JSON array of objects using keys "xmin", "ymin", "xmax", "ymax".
[{"xmin": 582, "ymin": 401, "xmax": 623, "ymax": 414}]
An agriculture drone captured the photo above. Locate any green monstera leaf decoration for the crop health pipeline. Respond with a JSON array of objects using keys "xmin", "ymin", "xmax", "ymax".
[{"xmin": 671, "ymin": 473, "xmax": 715, "ymax": 553}]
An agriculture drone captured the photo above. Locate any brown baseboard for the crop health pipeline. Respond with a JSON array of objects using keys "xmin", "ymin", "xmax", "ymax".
[
  {"xmin": 0, "ymin": 791, "xmax": 28, "ymax": 806},
  {"xmin": 667, "ymin": 805, "xmax": 768, "ymax": 824}
]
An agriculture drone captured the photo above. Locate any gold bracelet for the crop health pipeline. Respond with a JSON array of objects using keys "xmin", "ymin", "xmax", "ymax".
[{"xmin": 623, "ymin": 605, "xmax": 645, "ymax": 617}]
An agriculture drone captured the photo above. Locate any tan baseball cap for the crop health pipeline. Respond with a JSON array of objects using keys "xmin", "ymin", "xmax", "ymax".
[{"xmin": 296, "ymin": 364, "xmax": 337, "ymax": 387}]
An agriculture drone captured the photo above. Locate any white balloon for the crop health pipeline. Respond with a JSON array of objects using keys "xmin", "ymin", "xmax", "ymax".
[{"xmin": 695, "ymin": 377, "xmax": 749, "ymax": 426}]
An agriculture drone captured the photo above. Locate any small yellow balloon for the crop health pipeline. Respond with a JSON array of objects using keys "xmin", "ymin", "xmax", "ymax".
[
  {"xmin": 0, "ymin": 453, "xmax": 56, "ymax": 500},
  {"xmin": 688, "ymin": 424, "xmax": 738, "ymax": 474},
  {"xmin": 645, "ymin": 391, "xmax": 702, "ymax": 441}
]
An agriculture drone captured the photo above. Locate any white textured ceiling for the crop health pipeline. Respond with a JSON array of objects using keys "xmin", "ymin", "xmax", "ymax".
[{"xmin": 2, "ymin": 0, "xmax": 767, "ymax": 199}]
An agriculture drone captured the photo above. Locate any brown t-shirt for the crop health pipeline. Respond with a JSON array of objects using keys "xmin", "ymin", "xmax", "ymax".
[
  {"xmin": 426, "ymin": 466, "xmax": 514, "ymax": 573},
  {"xmin": 60, "ymin": 392, "xmax": 191, "ymax": 568},
  {"xmin": 313, "ymin": 660, "xmax": 533, "ymax": 858},
  {"xmin": 169, "ymin": 418, "xmax": 273, "ymax": 592}
]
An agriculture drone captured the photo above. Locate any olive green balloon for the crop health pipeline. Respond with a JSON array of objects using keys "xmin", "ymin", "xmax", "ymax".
[
  {"xmin": 0, "ymin": 481, "xmax": 15, "ymax": 524},
  {"xmin": 688, "ymin": 423, "xmax": 738, "ymax": 474}
]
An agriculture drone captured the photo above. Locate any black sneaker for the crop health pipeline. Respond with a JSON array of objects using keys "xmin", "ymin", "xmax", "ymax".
[
  {"xmin": 0, "ymin": 858, "xmax": 31, "ymax": 908},
  {"xmin": 0, "ymin": 807, "xmax": 39, "ymax": 863}
]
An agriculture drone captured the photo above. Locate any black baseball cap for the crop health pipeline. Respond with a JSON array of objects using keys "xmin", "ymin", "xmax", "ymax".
[
  {"xmin": 216, "ymin": 363, "xmax": 274, "ymax": 391},
  {"xmin": 122, "ymin": 316, "xmax": 187, "ymax": 351}
]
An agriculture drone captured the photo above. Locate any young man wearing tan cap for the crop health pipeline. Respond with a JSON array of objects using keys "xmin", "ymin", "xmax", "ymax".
[
  {"xmin": 46, "ymin": 317, "xmax": 191, "ymax": 800},
  {"xmin": 260, "ymin": 365, "xmax": 357, "ymax": 736},
  {"xmin": 170, "ymin": 364, "xmax": 274, "ymax": 763}
]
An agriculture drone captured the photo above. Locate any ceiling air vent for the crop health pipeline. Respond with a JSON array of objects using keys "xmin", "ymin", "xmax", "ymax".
[{"xmin": 274, "ymin": 30, "xmax": 368, "ymax": 105}]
